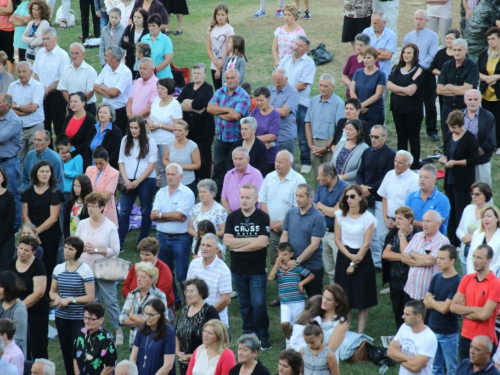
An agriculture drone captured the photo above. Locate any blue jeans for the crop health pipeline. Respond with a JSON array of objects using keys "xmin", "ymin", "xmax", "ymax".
[
  {"xmin": 157, "ymin": 232, "xmax": 192, "ymax": 304},
  {"xmin": 433, "ymin": 332, "xmax": 458, "ymax": 375},
  {"xmin": 118, "ymin": 177, "xmax": 156, "ymax": 249},
  {"xmin": 1, "ymin": 157, "xmax": 21, "ymax": 227},
  {"xmin": 99, "ymin": 11, "xmax": 108, "ymax": 32},
  {"xmin": 232, "ymin": 273, "xmax": 270, "ymax": 342},
  {"xmin": 278, "ymin": 138, "xmax": 296, "ymax": 170},
  {"xmin": 296, "ymin": 104, "xmax": 311, "ymax": 166}
]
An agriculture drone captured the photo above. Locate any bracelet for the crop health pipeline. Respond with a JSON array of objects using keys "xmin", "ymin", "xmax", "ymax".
[{"xmin": 349, "ymin": 262, "xmax": 358, "ymax": 268}]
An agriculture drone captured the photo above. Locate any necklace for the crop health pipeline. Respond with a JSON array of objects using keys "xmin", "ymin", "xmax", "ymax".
[
  {"xmin": 143, "ymin": 332, "xmax": 155, "ymax": 368},
  {"xmin": 86, "ymin": 331, "xmax": 96, "ymax": 361}
]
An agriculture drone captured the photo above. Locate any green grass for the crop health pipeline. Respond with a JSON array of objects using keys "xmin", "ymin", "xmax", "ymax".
[{"xmin": 41, "ymin": 0, "xmax": 495, "ymax": 373}]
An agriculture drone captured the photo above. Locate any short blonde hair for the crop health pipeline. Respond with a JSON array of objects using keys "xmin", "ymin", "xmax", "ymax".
[
  {"xmin": 204, "ymin": 319, "xmax": 230, "ymax": 354},
  {"xmin": 135, "ymin": 262, "xmax": 159, "ymax": 283}
]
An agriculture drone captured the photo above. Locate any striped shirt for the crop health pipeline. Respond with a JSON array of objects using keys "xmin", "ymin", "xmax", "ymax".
[
  {"xmin": 52, "ymin": 261, "xmax": 95, "ymax": 320},
  {"xmin": 404, "ymin": 231, "xmax": 450, "ymax": 300},
  {"xmin": 276, "ymin": 265, "xmax": 311, "ymax": 304},
  {"xmin": 187, "ymin": 257, "xmax": 232, "ymax": 326},
  {"xmin": 7, "ymin": 77, "xmax": 44, "ymax": 127}
]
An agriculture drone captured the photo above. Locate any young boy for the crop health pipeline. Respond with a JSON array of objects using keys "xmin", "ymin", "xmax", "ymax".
[
  {"xmin": 98, "ymin": 7, "xmax": 125, "ymax": 67},
  {"xmin": 241, "ymin": 82, "xmax": 258, "ymax": 113},
  {"xmin": 268, "ymin": 242, "xmax": 315, "ymax": 348},
  {"xmin": 0, "ymin": 318, "xmax": 25, "ymax": 374}
]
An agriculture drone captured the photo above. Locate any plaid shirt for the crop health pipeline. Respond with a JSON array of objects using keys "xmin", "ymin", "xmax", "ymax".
[
  {"xmin": 119, "ymin": 286, "xmax": 167, "ymax": 348},
  {"xmin": 209, "ymin": 85, "xmax": 250, "ymax": 142}
]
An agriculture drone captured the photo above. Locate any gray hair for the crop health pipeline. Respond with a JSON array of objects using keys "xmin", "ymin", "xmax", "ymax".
[
  {"xmin": 115, "ymin": 360, "xmax": 138, "ymax": 375},
  {"xmin": 354, "ymin": 33, "xmax": 371, "ymax": 46},
  {"xmin": 16, "ymin": 61, "xmax": 32, "ymax": 70},
  {"xmin": 97, "ymin": 102, "xmax": 116, "ymax": 122},
  {"xmin": 464, "ymin": 88, "xmax": 481, "ymax": 99},
  {"xmin": 238, "ymin": 333, "xmax": 261, "ymax": 352},
  {"xmin": 453, "ymin": 38, "xmax": 468, "ymax": 49},
  {"xmin": 474, "ymin": 335, "xmax": 494, "ymax": 352},
  {"xmin": 42, "ymin": 27, "xmax": 57, "ymax": 38},
  {"xmin": 414, "ymin": 9, "xmax": 429, "ymax": 20},
  {"xmin": 34, "ymin": 359, "xmax": 56, "ymax": 375},
  {"xmin": 396, "ymin": 150, "xmax": 413, "ymax": 166},
  {"xmin": 70, "ymin": 42, "xmax": 85, "ymax": 53},
  {"xmin": 318, "ymin": 163, "xmax": 338, "ymax": 178},
  {"xmin": 107, "ymin": 45, "xmax": 124, "ymax": 61},
  {"xmin": 35, "ymin": 129, "xmax": 51, "ymax": 141},
  {"xmin": 424, "ymin": 209, "xmax": 442, "ymax": 223},
  {"xmin": 420, "ymin": 163, "xmax": 437, "ymax": 178},
  {"xmin": 140, "ymin": 57, "xmax": 155, "ymax": 68},
  {"xmin": 202, "ymin": 233, "xmax": 219, "ymax": 246},
  {"xmin": 0, "ymin": 93, "xmax": 13, "ymax": 106},
  {"xmin": 166, "ymin": 163, "xmax": 183, "ymax": 175},
  {"xmin": 232, "ymin": 146, "xmax": 249, "ymax": 158},
  {"xmin": 192, "ymin": 63, "xmax": 206, "ymax": 73},
  {"xmin": 109, "ymin": 6, "xmax": 121, "ymax": 15},
  {"xmin": 319, "ymin": 73, "xmax": 335, "ymax": 86},
  {"xmin": 240, "ymin": 117, "xmax": 258, "ymax": 130},
  {"xmin": 297, "ymin": 183, "xmax": 314, "ymax": 197},
  {"xmin": 225, "ymin": 68, "xmax": 240, "ymax": 78},
  {"xmin": 272, "ymin": 68, "xmax": 288, "ymax": 78},
  {"xmin": 197, "ymin": 179, "xmax": 218, "ymax": 195},
  {"xmin": 372, "ymin": 11, "xmax": 386, "ymax": 22},
  {"xmin": 276, "ymin": 150, "xmax": 293, "ymax": 163},
  {"xmin": 371, "ymin": 124, "xmax": 387, "ymax": 136}
]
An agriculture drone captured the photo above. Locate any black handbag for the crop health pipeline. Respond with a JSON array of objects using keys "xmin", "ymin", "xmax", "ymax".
[{"xmin": 308, "ymin": 43, "xmax": 333, "ymax": 66}]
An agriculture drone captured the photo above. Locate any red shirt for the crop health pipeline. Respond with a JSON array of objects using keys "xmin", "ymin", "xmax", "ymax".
[
  {"xmin": 458, "ymin": 271, "xmax": 500, "ymax": 344},
  {"xmin": 65, "ymin": 115, "xmax": 86, "ymax": 140},
  {"xmin": 122, "ymin": 259, "xmax": 175, "ymax": 309}
]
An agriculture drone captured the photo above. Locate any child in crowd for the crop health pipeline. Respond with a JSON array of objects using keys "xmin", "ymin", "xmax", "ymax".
[
  {"xmin": 241, "ymin": 82, "xmax": 257, "ymax": 112},
  {"xmin": 134, "ymin": 41, "xmax": 152, "ymax": 78},
  {"xmin": 55, "ymin": 134, "xmax": 83, "ymax": 202},
  {"xmin": 192, "ymin": 219, "xmax": 225, "ymax": 259},
  {"xmin": 268, "ymin": 242, "xmax": 315, "ymax": 348},
  {"xmin": 64, "ymin": 174, "xmax": 92, "ymax": 238},
  {"xmin": 300, "ymin": 321, "xmax": 339, "ymax": 375},
  {"xmin": 0, "ymin": 318, "xmax": 25, "ymax": 374},
  {"xmin": 98, "ymin": 7, "xmax": 125, "ymax": 66},
  {"xmin": 222, "ymin": 34, "xmax": 247, "ymax": 85},
  {"xmin": 207, "ymin": 3, "xmax": 234, "ymax": 90},
  {"xmin": 18, "ymin": 224, "xmax": 43, "ymax": 260}
]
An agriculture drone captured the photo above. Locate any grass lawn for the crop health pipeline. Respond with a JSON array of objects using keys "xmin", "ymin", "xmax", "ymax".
[{"xmin": 40, "ymin": 0, "xmax": 497, "ymax": 373}]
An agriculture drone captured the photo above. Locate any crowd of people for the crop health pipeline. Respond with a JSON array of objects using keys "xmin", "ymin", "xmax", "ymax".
[{"xmin": 0, "ymin": 0, "xmax": 500, "ymax": 373}]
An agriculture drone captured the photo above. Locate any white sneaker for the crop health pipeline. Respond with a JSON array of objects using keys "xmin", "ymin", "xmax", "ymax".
[
  {"xmin": 301, "ymin": 165, "xmax": 312, "ymax": 174},
  {"xmin": 380, "ymin": 287, "xmax": 390, "ymax": 295}
]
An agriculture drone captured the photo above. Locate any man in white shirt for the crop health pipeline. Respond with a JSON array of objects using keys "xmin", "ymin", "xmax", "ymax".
[
  {"xmin": 187, "ymin": 233, "xmax": 231, "ymax": 326},
  {"xmin": 32, "ymin": 27, "xmax": 70, "ymax": 144},
  {"xmin": 151, "ymin": 163, "xmax": 195, "ymax": 309},
  {"xmin": 126, "ymin": 57, "xmax": 158, "ymax": 120},
  {"xmin": 388, "ymin": 300, "xmax": 438, "ymax": 375},
  {"xmin": 57, "ymin": 42, "xmax": 98, "ymax": 116},
  {"xmin": 94, "ymin": 45, "xmax": 133, "ymax": 136}
]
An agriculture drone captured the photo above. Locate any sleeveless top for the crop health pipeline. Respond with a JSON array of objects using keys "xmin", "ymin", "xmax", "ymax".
[{"xmin": 303, "ymin": 346, "xmax": 331, "ymax": 375}]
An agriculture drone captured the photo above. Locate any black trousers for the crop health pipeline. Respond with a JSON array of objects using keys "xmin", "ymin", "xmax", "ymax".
[
  {"xmin": 55, "ymin": 317, "xmax": 85, "ymax": 375},
  {"xmin": 482, "ymin": 99, "xmax": 500, "ymax": 147},
  {"xmin": 27, "ymin": 306, "xmax": 49, "ymax": 360},
  {"xmin": 211, "ymin": 69, "xmax": 222, "ymax": 91},
  {"xmin": 392, "ymin": 109, "xmax": 424, "ymax": 170},
  {"xmin": 18, "ymin": 48, "xmax": 26, "ymax": 62},
  {"xmin": 445, "ymin": 184, "xmax": 471, "ymax": 246},
  {"xmin": 390, "ymin": 289, "xmax": 411, "ymax": 329},
  {"xmin": 114, "ymin": 106, "xmax": 129, "ymax": 136},
  {"xmin": 422, "ymin": 69, "xmax": 438, "ymax": 136},
  {"xmin": 304, "ymin": 267, "xmax": 324, "ymax": 297},
  {"xmin": 212, "ymin": 140, "xmax": 234, "ymax": 201},
  {"xmin": 43, "ymin": 91, "xmax": 67, "ymax": 140},
  {"xmin": 190, "ymin": 135, "xmax": 213, "ymax": 182},
  {"xmin": 42, "ymin": 238, "xmax": 60, "ymax": 296},
  {"xmin": 80, "ymin": 0, "xmax": 100, "ymax": 38}
]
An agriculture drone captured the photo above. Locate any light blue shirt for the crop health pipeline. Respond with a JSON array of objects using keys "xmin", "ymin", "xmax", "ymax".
[
  {"xmin": 363, "ymin": 26, "xmax": 397, "ymax": 78},
  {"xmin": 268, "ymin": 83, "xmax": 300, "ymax": 142},
  {"xmin": 278, "ymin": 53, "xmax": 316, "ymax": 107},
  {"xmin": 403, "ymin": 28, "xmax": 439, "ymax": 69},
  {"xmin": 142, "ymin": 33, "xmax": 173, "ymax": 79},
  {"xmin": 305, "ymin": 93, "xmax": 345, "ymax": 139},
  {"xmin": 0, "ymin": 357, "xmax": 18, "ymax": 375},
  {"xmin": 21, "ymin": 147, "xmax": 65, "ymax": 192},
  {"xmin": 152, "ymin": 183, "xmax": 195, "ymax": 233},
  {"xmin": 0, "ymin": 109, "xmax": 22, "ymax": 158},
  {"xmin": 62, "ymin": 146, "xmax": 83, "ymax": 193}
]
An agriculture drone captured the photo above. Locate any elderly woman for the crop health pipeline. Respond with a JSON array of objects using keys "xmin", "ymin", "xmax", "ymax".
[
  {"xmin": 122, "ymin": 237, "xmax": 175, "ymax": 317},
  {"xmin": 120, "ymin": 262, "xmax": 168, "ymax": 349},
  {"xmin": 176, "ymin": 63, "xmax": 215, "ymax": 182},
  {"xmin": 188, "ymin": 179, "xmax": 227, "ymax": 253},
  {"xmin": 141, "ymin": 13, "xmax": 173, "ymax": 79},
  {"xmin": 278, "ymin": 350, "xmax": 302, "ymax": 375},
  {"xmin": 76, "ymin": 192, "xmax": 123, "ymax": 345},
  {"xmin": 467, "ymin": 205, "xmax": 500, "ymax": 274},
  {"xmin": 50, "ymin": 236, "xmax": 95, "ymax": 375},
  {"xmin": 186, "ymin": 319, "xmax": 236, "ymax": 375},
  {"xmin": 229, "ymin": 334, "xmax": 270, "ymax": 375},
  {"xmin": 439, "ymin": 110, "xmax": 479, "ymax": 245},
  {"xmin": 148, "ymin": 77, "xmax": 183, "ymax": 187},
  {"xmin": 350, "ymin": 46, "xmax": 387, "ymax": 127},
  {"xmin": 84, "ymin": 103, "xmax": 123, "ymax": 170},
  {"xmin": 226, "ymin": 117, "xmax": 268, "ymax": 177},
  {"xmin": 7, "ymin": 235, "xmax": 49, "ymax": 359},
  {"xmin": 176, "ymin": 278, "xmax": 220, "ymax": 375},
  {"xmin": 21, "ymin": 0, "xmax": 50, "ymax": 62},
  {"xmin": 342, "ymin": 33, "xmax": 379, "ymax": 97},
  {"xmin": 457, "ymin": 182, "xmax": 492, "ymax": 274},
  {"xmin": 72, "ymin": 302, "xmax": 117, "ymax": 375},
  {"xmin": 271, "ymin": 4, "xmax": 305, "ymax": 67},
  {"xmin": 163, "ymin": 120, "xmax": 201, "ymax": 194},
  {"xmin": 331, "ymin": 119, "xmax": 368, "ymax": 183},
  {"xmin": 85, "ymin": 146, "xmax": 119, "ymax": 227}
]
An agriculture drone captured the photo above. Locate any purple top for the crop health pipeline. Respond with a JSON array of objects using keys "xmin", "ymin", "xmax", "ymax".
[
  {"xmin": 251, "ymin": 107, "xmax": 281, "ymax": 164},
  {"xmin": 221, "ymin": 164, "xmax": 264, "ymax": 212},
  {"xmin": 343, "ymin": 54, "xmax": 380, "ymax": 98}
]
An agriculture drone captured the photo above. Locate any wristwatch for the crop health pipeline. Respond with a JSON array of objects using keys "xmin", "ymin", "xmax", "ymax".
[
  {"xmin": 158, "ymin": 212, "xmax": 162, "ymax": 220},
  {"xmin": 94, "ymin": 248, "xmax": 98, "ymax": 254},
  {"xmin": 349, "ymin": 262, "xmax": 358, "ymax": 268},
  {"xmin": 72, "ymin": 297, "xmax": 77, "ymax": 304},
  {"xmin": 399, "ymin": 234, "xmax": 406, "ymax": 238},
  {"xmin": 295, "ymin": 259, "xmax": 300, "ymax": 266}
]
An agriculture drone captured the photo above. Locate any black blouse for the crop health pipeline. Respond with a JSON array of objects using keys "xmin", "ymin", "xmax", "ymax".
[
  {"xmin": 61, "ymin": 112, "xmax": 96, "ymax": 160},
  {"xmin": 121, "ymin": 24, "xmax": 149, "ymax": 73},
  {"xmin": 229, "ymin": 361, "xmax": 271, "ymax": 375},
  {"xmin": 176, "ymin": 82, "xmax": 215, "ymax": 139},
  {"xmin": 388, "ymin": 65, "xmax": 425, "ymax": 113},
  {"xmin": 430, "ymin": 48, "xmax": 454, "ymax": 73},
  {"xmin": 0, "ymin": 190, "xmax": 15, "ymax": 246}
]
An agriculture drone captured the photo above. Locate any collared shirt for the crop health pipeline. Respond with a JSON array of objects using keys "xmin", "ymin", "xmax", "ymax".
[
  {"xmin": 187, "ymin": 257, "xmax": 232, "ymax": 326},
  {"xmin": 90, "ymin": 122, "xmax": 113, "ymax": 161},
  {"xmin": 304, "ymin": 93, "xmax": 345, "ymax": 139},
  {"xmin": 362, "ymin": 26, "xmax": 397, "ymax": 78},
  {"xmin": 283, "ymin": 205, "xmax": 327, "ymax": 270},
  {"xmin": 221, "ymin": 164, "xmax": 264, "ymax": 212},
  {"xmin": 278, "ymin": 53, "xmax": 316, "ymax": 107},
  {"xmin": 7, "ymin": 77, "xmax": 45, "ymax": 127},
  {"xmin": 403, "ymin": 231, "xmax": 450, "ymax": 300},
  {"xmin": 0, "ymin": 109, "xmax": 22, "ymax": 158},
  {"xmin": 209, "ymin": 85, "xmax": 250, "ymax": 142},
  {"xmin": 95, "ymin": 63, "xmax": 133, "ymax": 109},
  {"xmin": 313, "ymin": 178, "xmax": 350, "ymax": 230},
  {"xmin": 32, "ymin": 45, "xmax": 70, "ymax": 88},
  {"xmin": 405, "ymin": 186, "xmax": 451, "ymax": 234},
  {"xmin": 456, "ymin": 359, "xmax": 500, "ymax": 375},
  {"xmin": 0, "ymin": 357, "xmax": 18, "ymax": 375},
  {"xmin": 130, "ymin": 75, "xmax": 159, "ymax": 120},
  {"xmin": 463, "ymin": 107, "xmax": 479, "ymax": 136},
  {"xmin": 259, "ymin": 168, "xmax": 306, "ymax": 221},
  {"xmin": 438, "ymin": 57, "xmax": 479, "ymax": 109},
  {"xmin": 141, "ymin": 33, "xmax": 173, "ymax": 79},
  {"xmin": 152, "ymin": 183, "xmax": 195, "ymax": 233},
  {"xmin": 402, "ymin": 28, "xmax": 439, "ymax": 69},
  {"xmin": 378, "ymin": 168, "xmax": 420, "ymax": 217},
  {"xmin": 57, "ymin": 60, "xmax": 98, "ymax": 104},
  {"xmin": 21, "ymin": 147, "xmax": 65, "ymax": 191},
  {"xmin": 3, "ymin": 340, "xmax": 24, "ymax": 375},
  {"xmin": 268, "ymin": 83, "xmax": 300, "ymax": 142}
]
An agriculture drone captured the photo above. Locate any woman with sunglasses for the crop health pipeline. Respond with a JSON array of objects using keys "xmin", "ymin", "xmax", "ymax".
[{"xmin": 334, "ymin": 185, "xmax": 377, "ymax": 334}]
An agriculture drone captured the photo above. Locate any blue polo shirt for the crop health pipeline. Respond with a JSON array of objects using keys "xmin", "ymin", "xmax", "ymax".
[
  {"xmin": 313, "ymin": 178, "xmax": 349, "ymax": 231},
  {"xmin": 282, "ymin": 205, "xmax": 326, "ymax": 270},
  {"xmin": 456, "ymin": 359, "xmax": 500, "ymax": 375},
  {"xmin": 141, "ymin": 32, "xmax": 173, "ymax": 79},
  {"xmin": 405, "ymin": 186, "xmax": 451, "ymax": 234},
  {"xmin": 268, "ymin": 83, "xmax": 299, "ymax": 142}
]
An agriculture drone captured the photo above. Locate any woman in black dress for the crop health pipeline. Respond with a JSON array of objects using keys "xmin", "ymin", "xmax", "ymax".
[
  {"xmin": 175, "ymin": 277, "xmax": 220, "ymax": 375},
  {"xmin": 163, "ymin": 0, "xmax": 188, "ymax": 35},
  {"xmin": 0, "ymin": 166, "xmax": 15, "ymax": 271},
  {"xmin": 121, "ymin": 8, "xmax": 149, "ymax": 78}
]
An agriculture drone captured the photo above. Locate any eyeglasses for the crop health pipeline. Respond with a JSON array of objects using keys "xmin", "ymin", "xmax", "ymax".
[
  {"xmin": 369, "ymin": 135, "xmax": 381, "ymax": 139},
  {"xmin": 346, "ymin": 194, "xmax": 358, "ymax": 200},
  {"xmin": 85, "ymin": 204, "xmax": 100, "ymax": 209},
  {"xmin": 184, "ymin": 289, "xmax": 198, "ymax": 295},
  {"xmin": 143, "ymin": 312, "xmax": 160, "ymax": 319},
  {"xmin": 83, "ymin": 316, "xmax": 99, "ymax": 322},
  {"xmin": 470, "ymin": 192, "xmax": 483, "ymax": 197}
]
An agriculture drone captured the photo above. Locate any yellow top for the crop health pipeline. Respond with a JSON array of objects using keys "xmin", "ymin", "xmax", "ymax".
[{"xmin": 483, "ymin": 57, "xmax": 500, "ymax": 101}]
